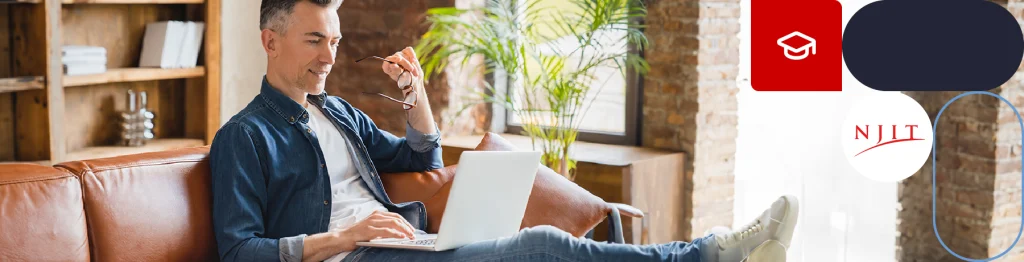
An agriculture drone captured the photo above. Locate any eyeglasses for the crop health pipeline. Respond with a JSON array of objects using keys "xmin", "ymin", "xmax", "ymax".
[{"xmin": 355, "ymin": 56, "xmax": 418, "ymax": 110}]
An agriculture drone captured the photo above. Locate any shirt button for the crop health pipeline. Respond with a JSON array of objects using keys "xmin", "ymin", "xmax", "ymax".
[
  {"xmin": 307, "ymin": 128, "xmax": 312, "ymax": 133},
  {"xmin": 323, "ymin": 200, "xmax": 329, "ymax": 205},
  {"xmin": 321, "ymin": 164, "xmax": 326, "ymax": 168},
  {"xmin": 289, "ymin": 116, "xmax": 295, "ymax": 122}
]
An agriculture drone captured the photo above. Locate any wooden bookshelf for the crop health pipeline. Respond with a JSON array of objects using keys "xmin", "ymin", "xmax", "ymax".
[
  {"xmin": 64, "ymin": 67, "xmax": 205, "ymax": 87},
  {"xmin": 0, "ymin": 0, "xmax": 221, "ymax": 163}
]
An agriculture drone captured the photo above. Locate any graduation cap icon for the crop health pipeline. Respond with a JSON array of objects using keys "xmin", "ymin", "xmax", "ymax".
[{"xmin": 777, "ymin": 31, "xmax": 816, "ymax": 60}]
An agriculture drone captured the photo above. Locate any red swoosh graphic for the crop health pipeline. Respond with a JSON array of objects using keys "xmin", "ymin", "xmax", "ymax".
[{"xmin": 855, "ymin": 138, "xmax": 926, "ymax": 157}]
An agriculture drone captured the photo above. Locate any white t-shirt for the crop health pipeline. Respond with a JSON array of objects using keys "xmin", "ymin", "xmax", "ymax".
[{"xmin": 305, "ymin": 103, "xmax": 387, "ymax": 262}]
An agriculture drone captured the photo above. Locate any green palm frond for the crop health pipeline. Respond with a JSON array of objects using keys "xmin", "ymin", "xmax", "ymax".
[{"xmin": 416, "ymin": 0, "xmax": 649, "ymax": 179}]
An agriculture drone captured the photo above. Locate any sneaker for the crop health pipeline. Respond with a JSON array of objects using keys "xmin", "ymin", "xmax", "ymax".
[
  {"xmin": 744, "ymin": 240, "xmax": 787, "ymax": 262},
  {"xmin": 704, "ymin": 226, "xmax": 731, "ymax": 237},
  {"xmin": 711, "ymin": 195, "xmax": 799, "ymax": 262}
]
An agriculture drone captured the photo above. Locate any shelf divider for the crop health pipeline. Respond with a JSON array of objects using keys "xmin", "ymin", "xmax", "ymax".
[{"xmin": 0, "ymin": 76, "xmax": 44, "ymax": 93}]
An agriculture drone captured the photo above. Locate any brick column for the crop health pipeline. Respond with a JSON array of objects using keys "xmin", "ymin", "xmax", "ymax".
[
  {"xmin": 329, "ymin": 0, "xmax": 455, "ymax": 136},
  {"xmin": 898, "ymin": 1, "xmax": 1024, "ymax": 261},
  {"xmin": 989, "ymin": 2, "xmax": 1024, "ymax": 258},
  {"xmin": 643, "ymin": 0, "xmax": 740, "ymax": 240},
  {"xmin": 900, "ymin": 91, "xmax": 1001, "ymax": 261},
  {"xmin": 992, "ymin": 85, "xmax": 1024, "ymax": 260}
]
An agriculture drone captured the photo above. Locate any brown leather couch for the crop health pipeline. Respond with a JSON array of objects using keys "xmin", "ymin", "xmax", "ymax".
[{"xmin": 0, "ymin": 133, "xmax": 640, "ymax": 261}]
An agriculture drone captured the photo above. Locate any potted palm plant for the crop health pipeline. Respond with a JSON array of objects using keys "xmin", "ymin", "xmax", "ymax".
[{"xmin": 416, "ymin": 0, "xmax": 649, "ymax": 180}]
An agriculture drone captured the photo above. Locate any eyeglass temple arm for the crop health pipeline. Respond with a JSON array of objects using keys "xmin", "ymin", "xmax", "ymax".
[
  {"xmin": 355, "ymin": 56, "xmax": 413, "ymax": 72},
  {"xmin": 361, "ymin": 92, "xmax": 416, "ymax": 108},
  {"xmin": 355, "ymin": 56, "xmax": 390, "ymax": 63}
]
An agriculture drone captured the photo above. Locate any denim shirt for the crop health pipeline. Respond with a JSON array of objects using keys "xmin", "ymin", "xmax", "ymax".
[{"xmin": 210, "ymin": 78, "xmax": 443, "ymax": 262}]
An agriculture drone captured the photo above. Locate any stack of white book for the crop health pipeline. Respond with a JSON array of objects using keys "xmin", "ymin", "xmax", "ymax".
[
  {"xmin": 63, "ymin": 46, "xmax": 107, "ymax": 76},
  {"xmin": 139, "ymin": 21, "xmax": 206, "ymax": 69}
]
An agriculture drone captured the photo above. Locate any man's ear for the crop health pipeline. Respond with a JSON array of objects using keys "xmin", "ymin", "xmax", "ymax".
[{"xmin": 261, "ymin": 29, "xmax": 279, "ymax": 58}]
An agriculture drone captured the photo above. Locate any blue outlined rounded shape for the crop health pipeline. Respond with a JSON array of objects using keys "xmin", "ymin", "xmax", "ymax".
[{"xmin": 932, "ymin": 91, "xmax": 1024, "ymax": 261}]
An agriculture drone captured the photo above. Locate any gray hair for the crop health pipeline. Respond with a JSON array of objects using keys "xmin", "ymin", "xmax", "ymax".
[{"xmin": 260, "ymin": 0, "xmax": 341, "ymax": 33}]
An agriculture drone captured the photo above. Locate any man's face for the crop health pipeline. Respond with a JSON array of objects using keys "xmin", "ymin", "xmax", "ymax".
[{"xmin": 271, "ymin": 1, "xmax": 341, "ymax": 94}]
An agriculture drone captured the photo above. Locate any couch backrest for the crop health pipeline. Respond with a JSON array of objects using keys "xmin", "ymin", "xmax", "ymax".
[
  {"xmin": 56, "ymin": 147, "xmax": 218, "ymax": 262},
  {"xmin": 0, "ymin": 163, "xmax": 90, "ymax": 262}
]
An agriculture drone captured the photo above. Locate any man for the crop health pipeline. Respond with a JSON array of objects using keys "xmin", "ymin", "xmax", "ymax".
[{"xmin": 210, "ymin": 0, "xmax": 800, "ymax": 261}]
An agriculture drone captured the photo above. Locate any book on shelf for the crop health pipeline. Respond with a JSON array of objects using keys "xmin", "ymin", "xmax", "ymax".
[
  {"xmin": 141, "ymin": 21, "xmax": 205, "ymax": 69},
  {"xmin": 140, "ymin": 21, "xmax": 185, "ymax": 69},
  {"xmin": 177, "ymin": 22, "xmax": 206, "ymax": 68},
  {"xmin": 62, "ymin": 45, "xmax": 108, "ymax": 76},
  {"xmin": 64, "ymin": 64, "xmax": 107, "ymax": 76},
  {"xmin": 62, "ymin": 55, "xmax": 107, "ymax": 66},
  {"xmin": 62, "ymin": 46, "xmax": 106, "ymax": 58}
]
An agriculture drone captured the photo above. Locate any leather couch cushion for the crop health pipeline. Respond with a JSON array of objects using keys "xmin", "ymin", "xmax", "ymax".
[
  {"xmin": 56, "ymin": 147, "xmax": 218, "ymax": 262},
  {"xmin": 380, "ymin": 166, "xmax": 456, "ymax": 233},
  {"xmin": 0, "ymin": 164, "xmax": 90, "ymax": 262},
  {"xmin": 383, "ymin": 133, "xmax": 609, "ymax": 236}
]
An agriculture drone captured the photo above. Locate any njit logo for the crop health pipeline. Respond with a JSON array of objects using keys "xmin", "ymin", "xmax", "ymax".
[
  {"xmin": 842, "ymin": 93, "xmax": 933, "ymax": 182},
  {"xmin": 852, "ymin": 124, "xmax": 924, "ymax": 157}
]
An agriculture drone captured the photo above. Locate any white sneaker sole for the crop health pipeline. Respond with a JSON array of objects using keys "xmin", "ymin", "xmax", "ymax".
[
  {"xmin": 776, "ymin": 195, "xmax": 800, "ymax": 247},
  {"xmin": 744, "ymin": 240, "xmax": 787, "ymax": 262}
]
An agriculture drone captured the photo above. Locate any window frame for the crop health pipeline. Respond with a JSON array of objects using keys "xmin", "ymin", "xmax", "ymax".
[{"xmin": 498, "ymin": 4, "xmax": 645, "ymax": 146}]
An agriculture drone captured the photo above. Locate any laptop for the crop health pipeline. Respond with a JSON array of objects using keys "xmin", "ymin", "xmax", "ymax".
[{"xmin": 356, "ymin": 151, "xmax": 542, "ymax": 251}]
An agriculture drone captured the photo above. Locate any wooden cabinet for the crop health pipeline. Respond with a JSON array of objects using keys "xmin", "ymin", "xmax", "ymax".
[
  {"xmin": 0, "ymin": 0, "xmax": 221, "ymax": 164},
  {"xmin": 442, "ymin": 134, "xmax": 688, "ymax": 244}
]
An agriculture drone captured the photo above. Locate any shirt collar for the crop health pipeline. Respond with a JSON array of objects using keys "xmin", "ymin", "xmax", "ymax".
[{"xmin": 259, "ymin": 76, "xmax": 329, "ymax": 125}]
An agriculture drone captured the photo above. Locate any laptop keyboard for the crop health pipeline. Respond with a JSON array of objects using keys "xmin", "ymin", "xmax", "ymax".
[
  {"xmin": 369, "ymin": 235, "xmax": 437, "ymax": 246},
  {"xmin": 409, "ymin": 239, "xmax": 436, "ymax": 246}
]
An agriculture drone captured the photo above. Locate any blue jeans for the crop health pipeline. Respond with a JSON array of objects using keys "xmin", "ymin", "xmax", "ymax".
[{"xmin": 342, "ymin": 225, "xmax": 715, "ymax": 262}]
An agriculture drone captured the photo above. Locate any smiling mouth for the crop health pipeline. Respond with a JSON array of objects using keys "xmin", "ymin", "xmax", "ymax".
[{"xmin": 309, "ymin": 69, "xmax": 329, "ymax": 77}]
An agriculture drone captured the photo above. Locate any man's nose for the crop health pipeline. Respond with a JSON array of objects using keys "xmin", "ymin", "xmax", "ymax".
[{"xmin": 318, "ymin": 44, "xmax": 336, "ymax": 65}]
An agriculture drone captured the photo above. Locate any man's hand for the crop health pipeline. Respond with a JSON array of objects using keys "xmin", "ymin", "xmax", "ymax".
[
  {"xmin": 382, "ymin": 47, "xmax": 424, "ymax": 98},
  {"xmin": 334, "ymin": 210, "xmax": 417, "ymax": 252},
  {"xmin": 380, "ymin": 47, "xmax": 437, "ymax": 135},
  {"xmin": 301, "ymin": 212, "xmax": 416, "ymax": 262}
]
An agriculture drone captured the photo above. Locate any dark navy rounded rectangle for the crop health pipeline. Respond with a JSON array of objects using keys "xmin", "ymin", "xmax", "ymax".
[{"xmin": 843, "ymin": 0, "xmax": 1024, "ymax": 92}]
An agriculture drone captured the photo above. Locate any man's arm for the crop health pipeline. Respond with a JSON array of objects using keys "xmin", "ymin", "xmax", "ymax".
[
  {"xmin": 352, "ymin": 47, "xmax": 443, "ymax": 173},
  {"xmin": 211, "ymin": 124, "xmax": 417, "ymax": 262},
  {"xmin": 344, "ymin": 99, "xmax": 443, "ymax": 173},
  {"xmin": 210, "ymin": 123, "xmax": 312, "ymax": 262},
  {"xmin": 398, "ymin": 47, "xmax": 437, "ymax": 137}
]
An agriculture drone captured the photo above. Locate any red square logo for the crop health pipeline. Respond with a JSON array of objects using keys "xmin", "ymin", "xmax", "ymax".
[{"xmin": 752, "ymin": 0, "xmax": 843, "ymax": 91}]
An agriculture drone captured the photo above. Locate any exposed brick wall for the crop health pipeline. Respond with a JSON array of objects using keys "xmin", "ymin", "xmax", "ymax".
[
  {"xmin": 992, "ymin": 83, "xmax": 1024, "ymax": 260},
  {"xmin": 898, "ymin": 1, "xmax": 1024, "ymax": 261},
  {"xmin": 900, "ymin": 91, "xmax": 1000, "ymax": 261},
  {"xmin": 989, "ymin": 2, "xmax": 1024, "ymax": 261},
  {"xmin": 642, "ymin": 0, "xmax": 740, "ymax": 240},
  {"xmin": 900, "ymin": 89, "xmax": 1024, "ymax": 262},
  {"xmin": 328, "ymin": 0, "xmax": 455, "ymax": 136}
]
